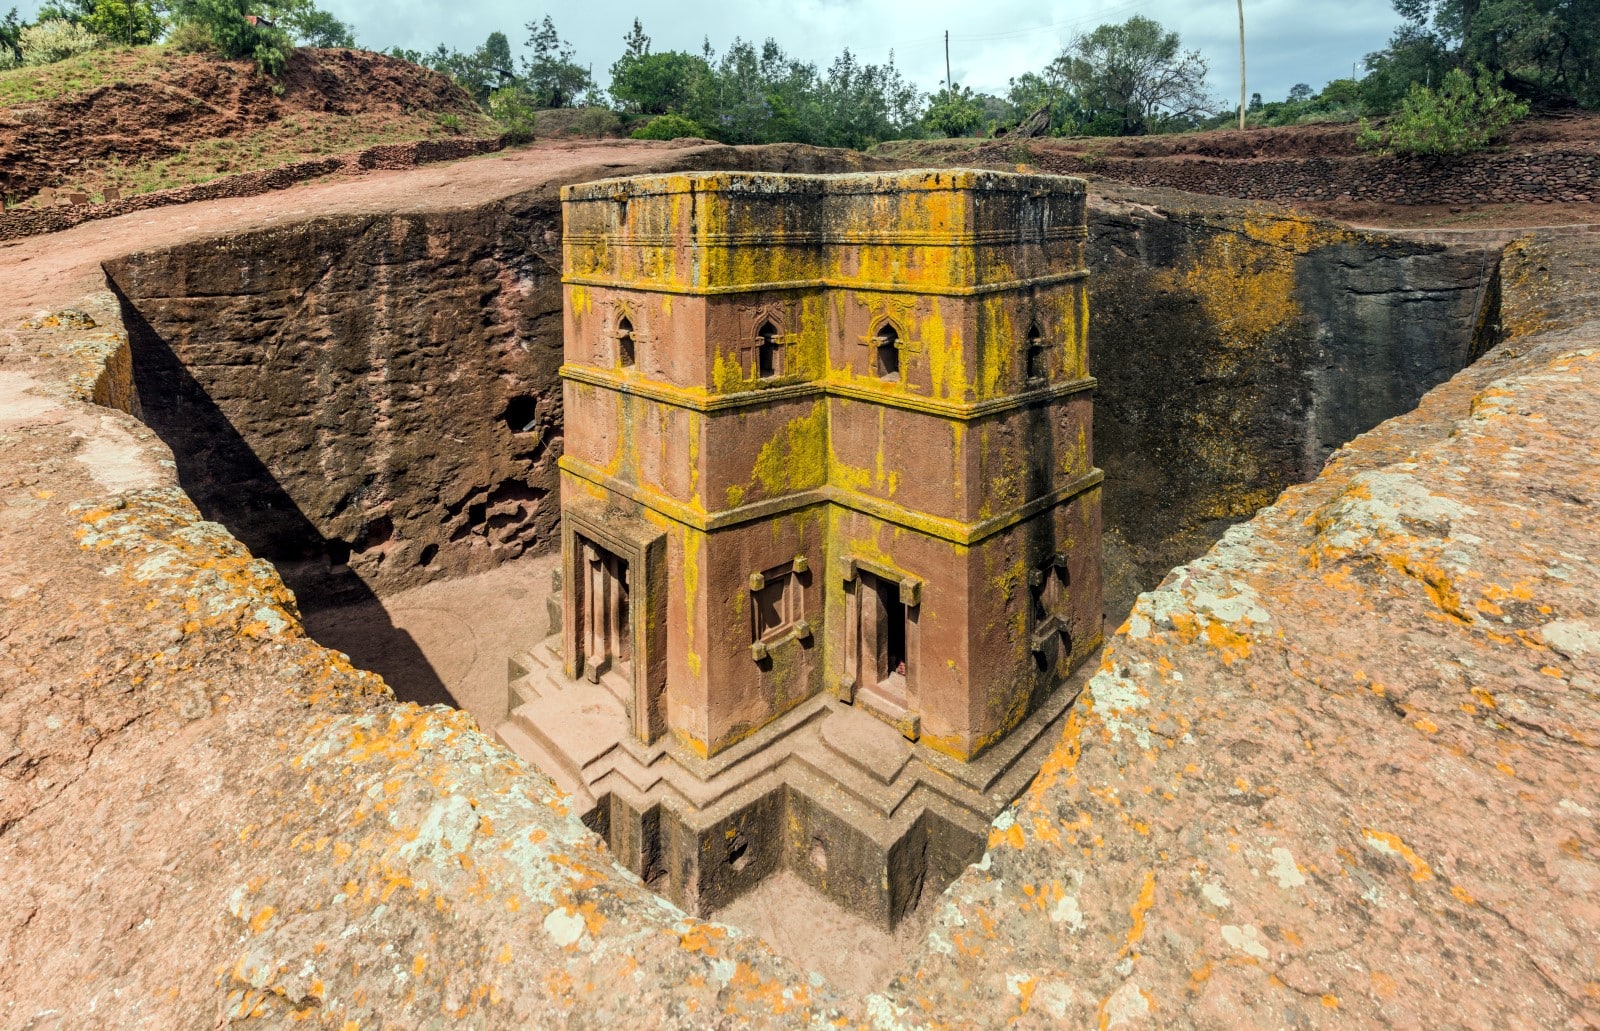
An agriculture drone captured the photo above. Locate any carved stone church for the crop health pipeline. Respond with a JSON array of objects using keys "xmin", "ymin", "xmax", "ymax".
[{"xmin": 493, "ymin": 168, "xmax": 1102, "ymax": 927}]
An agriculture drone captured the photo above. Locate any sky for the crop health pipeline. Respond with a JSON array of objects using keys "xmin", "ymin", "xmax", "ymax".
[{"xmin": 18, "ymin": 0, "xmax": 1405, "ymax": 107}]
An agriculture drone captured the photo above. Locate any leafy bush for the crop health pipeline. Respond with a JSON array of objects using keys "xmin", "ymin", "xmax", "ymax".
[
  {"xmin": 0, "ymin": 8, "xmax": 20, "ymax": 66},
  {"xmin": 82, "ymin": 0, "xmax": 162, "ymax": 46},
  {"xmin": 571, "ymin": 106, "xmax": 620, "ymax": 137},
  {"xmin": 19, "ymin": 19, "xmax": 101, "ymax": 66},
  {"xmin": 488, "ymin": 86, "xmax": 537, "ymax": 143},
  {"xmin": 924, "ymin": 86, "xmax": 985, "ymax": 137},
  {"xmin": 1358, "ymin": 67, "xmax": 1529, "ymax": 157},
  {"xmin": 166, "ymin": 18, "xmax": 217, "ymax": 54},
  {"xmin": 169, "ymin": 0, "xmax": 291, "ymax": 76},
  {"xmin": 630, "ymin": 112, "xmax": 705, "ymax": 140}
]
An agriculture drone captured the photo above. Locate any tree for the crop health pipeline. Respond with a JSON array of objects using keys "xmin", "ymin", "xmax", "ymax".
[
  {"xmin": 1361, "ymin": 23, "xmax": 1454, "ymax": 112},
  {"xmin": 419, "ymin": 31, "xmax": 516, "ymax": 104},
  {"xmin": 813, "ymin": 48, "xmax": 921, "ymax": 148},
  {"xmin": 1, "ymin": 7, "xmax": 24, "ymax": 63},
  {"xmin": 1005, "ymin": 63, "xmax": 1081, "ymax": 135},
  {"xmin": 1057, "ymin": 15, "xmax": 1212, "ymax": 135},
  {"xmin": 620, "ymin": 17, "xmax": 647, "ymax": 59},
  {"xmin": 275, "ymin": 5, "xmax": 353, "ymax": 48},
  {"xmin": 1379, "ymin": 0, "xmax": 1598, "ymax": 107},
  {"xmin": 170, "ymin": 0, "xmax": 290, "ymax": 73},
  {"xmin": 1359, "ymin": 64, "xmax": 1529, "ymax": 153},
  {"xmin": 35, "ymin": 0, "xmax": 162, "ymax": 45},
  {"xmin": 610, "ymin": 46, "xmax": 710, "ymax": 115},
  {"xmin": 688, "ymin": 36, "xmax": 818, "ymax": 145},
  {"xmin": 923, "ymin": 84, "xmax": 984, "ymax": 137},
  {"xmin": 1288, "ymin": 82, "xmax": 1314, "ymax": 102},
  {"xmin": 523, "ymin": 15, "xmax": 592, "ymax": 108}
]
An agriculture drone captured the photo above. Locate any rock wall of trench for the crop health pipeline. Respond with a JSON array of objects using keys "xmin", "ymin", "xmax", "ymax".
[
  {"xmin": 104, "ymin": 207, "xmax": 568, "ymax": 606},
  {"xmin": 1087, "ymin": 190, "xmax": 1501, "ymax": 606}
]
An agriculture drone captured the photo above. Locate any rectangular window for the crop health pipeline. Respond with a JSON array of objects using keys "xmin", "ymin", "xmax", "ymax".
[{"xmin": 750, "ymin": 560, "xmax": 808, "ymax": 648}]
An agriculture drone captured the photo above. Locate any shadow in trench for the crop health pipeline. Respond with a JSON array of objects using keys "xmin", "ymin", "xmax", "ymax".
[
  {"xmin": 107, "ymin": 279, "xmax": 457, "ymax": 709},
  {"xmin": 299, "ymin": 602, "xmax": 460, "ymax": 709}
]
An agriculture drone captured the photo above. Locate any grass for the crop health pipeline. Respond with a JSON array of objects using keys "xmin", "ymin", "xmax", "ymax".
[
  {"xmin": 4, "ymin": 45, "xmax": 500, "ymax": 205},
  {"xmin": 0, "ymin": 45, "xmax": 170, "ymax": 106},
  {"xmin": 79, "ymin": 113, "xmax": 492, "ymax": 199}
]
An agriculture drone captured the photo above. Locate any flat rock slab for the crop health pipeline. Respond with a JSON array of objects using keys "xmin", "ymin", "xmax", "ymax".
[{"xmin": 820, "ymin": 704, "xmax": 914, "ymax": 785}]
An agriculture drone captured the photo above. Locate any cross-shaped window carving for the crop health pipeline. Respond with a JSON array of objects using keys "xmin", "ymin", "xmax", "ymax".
[{"xmin": 1029, "ymin": 555, "xmax": 1071, "ymax": 656}]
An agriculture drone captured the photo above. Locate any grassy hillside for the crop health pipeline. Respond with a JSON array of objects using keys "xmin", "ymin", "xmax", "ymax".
[{"xmin": 0, "ymin": 46, "xmax": 497, "ymax": 205}]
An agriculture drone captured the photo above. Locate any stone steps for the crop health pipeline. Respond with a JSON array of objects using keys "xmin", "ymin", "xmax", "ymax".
[{"xmin": 492, "ymin": 720, "xmax": 596, "ymax": 815}]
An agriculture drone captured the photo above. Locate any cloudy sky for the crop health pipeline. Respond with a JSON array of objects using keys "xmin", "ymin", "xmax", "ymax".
[{"xmin": 22, "ymin": 0, "xmax": 1404, "ymax": 106}]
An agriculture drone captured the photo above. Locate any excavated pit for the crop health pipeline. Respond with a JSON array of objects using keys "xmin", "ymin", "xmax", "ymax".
[{"xmin": 99, "ymin": 178, "xmax": 1503, "ymax": 989}]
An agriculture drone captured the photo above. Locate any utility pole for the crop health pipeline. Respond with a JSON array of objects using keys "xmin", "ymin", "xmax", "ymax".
[
  {"xmin": 945, "ymin": 30, "xmax": 952, "ymax": 95},
  {"xmin": 1237, "ymin": 0, "xmax": 1247, "ymax": 130}
]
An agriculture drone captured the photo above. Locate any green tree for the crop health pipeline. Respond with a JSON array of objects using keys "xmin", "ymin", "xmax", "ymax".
[
  {"xmin": 488, "ymin": 84, "xmax": 537, "ymax": 141},
  {"xmin": 812, "ymin": 48, "xmax": 920, "ymax": 148},
  {"xmin": 1, "ymin": 7, "xmax": 24, "ymax": 63},
  {"xmin": 610, "ymin": 44, "xmax": 710, "ymax": 115},
  {"xmin": 1359, "ymin": 64, "xmax": 1529, "ymax": 153},
  {"xmin": 1381, "ymin": 0, "xmax": 1598, "ymax": 107},
  {"xmin": 169, "ymin": 0, "xmax": 290, "ymax": 73},
  {"xmin": 523, "ymin": 15, "xmax": 592, "ymax": 107},
  {"xmin": 1058, "ymin": 15, "xmax": 1212, "ymax": 135},
  {"xmin": 1005, "ymin": 64, "xmax": 1082, "ymax": 135},
  {"xmin": 276, "ymin": 5, "xmax": 352, "ymax": 48},
  {"xmin": 630, "ymin": 112, "xmax": 707, "ymax": 139},
  {"xmin": 418, "ymin": 31, "xmax": 516, "ymax": 104},
  {"xmin": 923, "ymin": 84, "xmax": 984, "ymax": 137},
  {"xmin": 35, "ymin": 0, "xmax": 163, "ymax": 45},
  {"xmin": 1361, "ymin": 23, "xmax": 1456, "ymax": 112}
]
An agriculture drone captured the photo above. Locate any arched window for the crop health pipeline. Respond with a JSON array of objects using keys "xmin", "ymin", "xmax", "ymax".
[
  {"xmin": 1025, "ymin": 323, "xmax": 1046, "ymax": 383},
  {"xmin": 875, "ymin": 323, "xmax": 900, "ymax": 382},
  {"xmin": 617, "ymin": 316, "xmax": 635, "ymax": 368},
  {"xmin": 756, "ymin": 321, "xmax": 781, "ymax": 379}
]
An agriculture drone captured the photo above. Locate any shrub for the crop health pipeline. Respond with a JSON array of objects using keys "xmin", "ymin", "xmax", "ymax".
[
  {"xmin": 630, "ymin": 113, "xmax": 708, "ymax": 140},
  {"xmin": 1358, "ymin": 67, "xmax": 1529, "ymax": 157},
  {"xmin": 924, "ymin": 86, "xmax": 985, "ymax": 138},
  {"xmin": 19, "ymin": 19, "xmax": 101, "ymax": 66},
  {"xmin": 0, "ymin": 46, "xmax": 16, "ymax": 71},
  {"xmin": 167, "ymin": 18, "xmax": 218, "ymax": 54},
  {"xmin": 571, "ymin": 106, "xmax": 621, "ymax": 138},
  {"xmin": 169, "ymin": 0, "xmax": 291, "ymax": 76},
  {"xmin": 488, "ymin": 86, "xmax": 537, "ymax": 143}
]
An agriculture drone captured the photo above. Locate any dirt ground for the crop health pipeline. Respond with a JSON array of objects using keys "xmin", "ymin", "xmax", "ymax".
[{"xmin": 300, "ymin": 550, "xmax": 560, "ymax": 723}]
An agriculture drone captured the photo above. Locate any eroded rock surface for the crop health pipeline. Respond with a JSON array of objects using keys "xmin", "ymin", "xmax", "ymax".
[{"xmin": 1089, "ymin": 185, "xmax": 1502, "ymax": 608}]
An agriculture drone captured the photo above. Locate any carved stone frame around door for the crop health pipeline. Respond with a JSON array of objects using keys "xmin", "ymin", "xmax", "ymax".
[{"xmin": 561, "ymin": 498, "xmax": 668, "ymax": 745}]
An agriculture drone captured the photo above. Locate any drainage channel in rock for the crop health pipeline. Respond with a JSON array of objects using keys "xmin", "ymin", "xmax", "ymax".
[{"xmin": 98, "ymin": 179, "xmax": 1505, "ymax": 994}]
